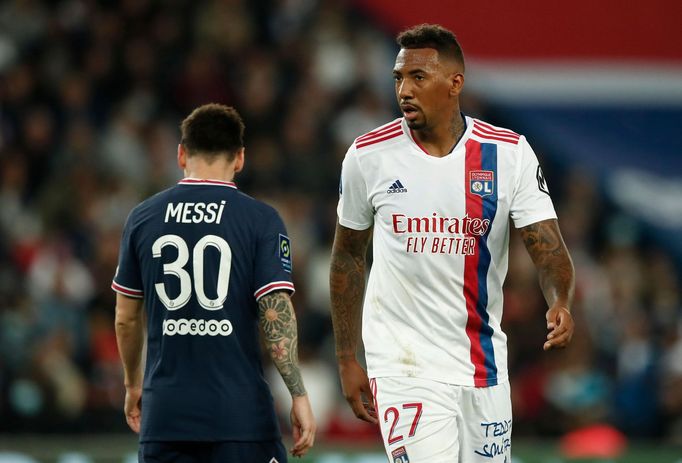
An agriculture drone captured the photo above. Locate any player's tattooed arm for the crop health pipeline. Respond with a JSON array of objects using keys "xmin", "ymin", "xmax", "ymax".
[
  {"xmin": 330, "ymin": 222, "xmax": 377, "ymax": 424},
  {"xmin": 258, "ymin": 291, "xmax": 307, "ymax": 397},
  {"xmin": 329, "ymin": 223, "xmax": 372, "ymax": 361},
  {"xmin": 520, "ymin": 218, "xmax": 575, "ymax": 307},
  {"xmin": 520, "ymin": 218, "xmax": 576, "ymax": 350}
]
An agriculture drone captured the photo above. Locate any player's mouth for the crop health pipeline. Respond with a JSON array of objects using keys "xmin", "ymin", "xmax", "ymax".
[{"xmin": 400, "ymin": 104, "xmax": 419, "ymax": 121}]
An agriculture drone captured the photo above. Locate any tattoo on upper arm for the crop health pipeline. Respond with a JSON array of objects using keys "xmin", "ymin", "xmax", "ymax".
[
  {"xmin": 519, "ymin": 219, "xmax": 575, "ymax": 307},
  {"xmin": 520, "ymin": 220, "xmax": 565, "ymax": 263},
  {"xmin": 329, "ymin": 224, "xmax": 372, "ymax": 359},
  {"xmin": 258, "ymin": 291, "xmax": 306, "ymax": 397}
]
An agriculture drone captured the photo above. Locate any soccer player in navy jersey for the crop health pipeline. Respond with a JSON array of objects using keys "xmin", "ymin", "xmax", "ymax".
[{"xmin": 113, "ymin": 104, "xmax": 315, "ymax": 462}]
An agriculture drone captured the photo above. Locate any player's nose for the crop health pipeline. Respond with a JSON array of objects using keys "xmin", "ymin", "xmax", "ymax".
[{"xmin": 397, "ymin": 79, "xmax": 414, "ymax": 100}]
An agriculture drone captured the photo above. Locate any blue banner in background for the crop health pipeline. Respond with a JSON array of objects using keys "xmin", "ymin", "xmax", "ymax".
[
  {"xmin": 496, "ymin": 107, "xmax": 682, "ymax": 175},
  {"xmin": 493, "ymin": 106, "xmax": 682, "ymax": 262}
]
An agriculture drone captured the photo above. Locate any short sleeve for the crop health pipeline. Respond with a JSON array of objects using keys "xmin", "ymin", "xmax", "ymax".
[
  {"xmin": 253, "ymin": 209, "xmax": 295, "ymax": 301},
  {"xmin": 112, "ymin": 210, "xmax": 144, "ymax": 298},
  {"xmin": 337, "ymin": 146, "xmax": 373, "ymax": 230},
  {"xmin": 510, "ymin": 136, "xmax": 558, "ymax": 228}
]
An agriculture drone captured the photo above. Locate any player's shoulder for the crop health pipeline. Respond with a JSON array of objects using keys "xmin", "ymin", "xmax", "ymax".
[
  {"xmin": 469, "ymin": 117, "xmax": 524, "ymax": 147},
  {"xmin": 125, "ymin": 185, "xmax": 175, "ymax": 225},
  {"xmin": 230, "ymin": 189, "xmax": 282, "ymax": 223},
  {"xmin": 351, "ymin": 117, "xmax": 406, "ymax": 154}
]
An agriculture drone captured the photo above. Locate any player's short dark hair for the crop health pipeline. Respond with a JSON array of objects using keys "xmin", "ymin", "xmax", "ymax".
[
  {"xmin": 397, "ymin": 24, "xmax": 465, "ymax": 70},
  {"xmin": 180, "ymin": 103, "xmax": 244, "ymax": 160}
]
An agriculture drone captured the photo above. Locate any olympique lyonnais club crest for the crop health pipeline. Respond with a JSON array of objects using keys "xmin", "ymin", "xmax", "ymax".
[
  {"xmin": 470, "ymin": 170, "xmax": 495, "ymax": 197},
  {"xmin": 391, "ymin": 446, "xmax": 410, "ymax": 463}
]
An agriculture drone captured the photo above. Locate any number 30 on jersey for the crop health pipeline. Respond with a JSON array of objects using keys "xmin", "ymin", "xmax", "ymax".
[{"xmin": 152, "ymin": 234, "xmax": 232, "ymax": 311}]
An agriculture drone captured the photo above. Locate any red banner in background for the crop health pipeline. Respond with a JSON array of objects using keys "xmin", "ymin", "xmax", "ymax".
[{"xmin": 355, "ymin": 0, "xmax": 682, "ymax": 61}]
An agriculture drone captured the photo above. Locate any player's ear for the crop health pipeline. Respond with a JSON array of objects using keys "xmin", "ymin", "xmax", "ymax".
[
  {"xmin": 449, "ymin": 71, "xmax": 464, "ymax": 97},
  {"xmin": 177, "ymin": 143, "xmax": 187, "ymax": 170},
  {"xmin": 233, "ymin": 147, "xmax": 245, "ymax": 174}
]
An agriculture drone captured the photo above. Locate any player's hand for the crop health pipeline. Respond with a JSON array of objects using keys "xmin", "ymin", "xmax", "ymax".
[
  {"xmin": 338, "ymin": 358, "xmax": 378, "ymax": 424},
  {"xmin": 124, "ymin": 385, "xmax": 142, "ymax": 433},
  {"xmin": 290, "ymin": 394, "xmax": 316, "ymax": 457},
  {"xmin": 544, "ymin": 305, "xmax": 574, "ymax": 351}
]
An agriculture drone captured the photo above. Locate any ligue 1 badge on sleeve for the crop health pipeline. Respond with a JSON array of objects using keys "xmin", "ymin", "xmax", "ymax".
[
  {"xmin": 279, "ymin": 234, "xmax": 292, "ymax": 273},
  {"xmin": 391, "ymin": 446, "xmax": 410, "ymax": 463},
  {"xmin": 536, "ymin": 165, "xmax": 550, "ymax": 195},
  {"xmin": 470, "ymin": 170, "xmax": 495, "ymax": 197}
]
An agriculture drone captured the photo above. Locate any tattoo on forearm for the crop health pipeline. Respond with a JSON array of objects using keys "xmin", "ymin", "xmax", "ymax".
[
  {"xmin": 520, "ymin": 219, "xmax": 575, "ymax": 308},
  {"xmin": 258, "ymin": 291, "xmax": 306, "ymax": 397},
  {"xmin": 329, "ymin": 224, "xmax": 371, "ymax": 359}
]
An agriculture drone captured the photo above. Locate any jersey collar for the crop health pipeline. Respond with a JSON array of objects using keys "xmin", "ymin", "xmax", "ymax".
[
  {"xmin": 404, "ymin": 113, "xmax": 472, "ymax": 157},
  {"xmin": 178, "ymin": 178, "xmax": 238, "ymax": 189}
]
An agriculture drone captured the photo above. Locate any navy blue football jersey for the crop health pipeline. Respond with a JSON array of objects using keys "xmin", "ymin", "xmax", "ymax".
[{"xmin": 112, "ymin": 178, "xmax": 294, "ymax": 442}]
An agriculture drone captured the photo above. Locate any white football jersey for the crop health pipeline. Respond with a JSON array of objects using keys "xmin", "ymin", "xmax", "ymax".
[{"xmin": 337, "ymin": 116, "xmax": 556, "ymax": 387}]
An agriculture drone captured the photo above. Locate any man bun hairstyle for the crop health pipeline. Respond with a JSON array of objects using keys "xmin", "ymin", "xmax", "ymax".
[
  {"xmin": 397, "ymin": 24, "xmax": 465, "ymax": 70},
  {"xmin": 180, "ymin": 103, "xmax": 245, "ymax": 160}
]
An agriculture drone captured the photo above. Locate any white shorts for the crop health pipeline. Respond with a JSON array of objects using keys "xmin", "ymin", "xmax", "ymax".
[{"xmin": 370, "ymin": 377, "xmax": 512, "ymax": 463}]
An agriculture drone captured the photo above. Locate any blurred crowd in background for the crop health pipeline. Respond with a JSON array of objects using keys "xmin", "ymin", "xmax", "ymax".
[{"xmin": 1, "ymin": 0, "xmax": 681, "ymax": 447}]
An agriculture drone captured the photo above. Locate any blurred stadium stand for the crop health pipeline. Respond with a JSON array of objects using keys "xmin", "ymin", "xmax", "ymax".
[{"xmin": 1, "ymin": 0, "xmax": 681, "ymax": 460}]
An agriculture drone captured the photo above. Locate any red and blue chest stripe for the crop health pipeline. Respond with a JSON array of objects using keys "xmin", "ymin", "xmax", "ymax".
[{"xmin": 463, "ymin": 139, "xmax": 499, "ymax": 387}]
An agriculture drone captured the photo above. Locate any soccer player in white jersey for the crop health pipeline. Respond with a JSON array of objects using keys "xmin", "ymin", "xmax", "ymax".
[{"xmin": 330, "ymin": 24, "xmax": 575, "ymax": 463}]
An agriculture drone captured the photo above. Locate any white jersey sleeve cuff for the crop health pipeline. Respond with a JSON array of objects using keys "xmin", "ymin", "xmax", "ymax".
[
  {"xmin": 513, "ymin": 211, "xmax": 558, "ymax": 229},
  {"xmin": 338, "ymin": 216, "xmax": 372, "ymax": 231}
]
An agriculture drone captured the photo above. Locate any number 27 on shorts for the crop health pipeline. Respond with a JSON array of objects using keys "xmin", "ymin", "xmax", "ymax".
[{"xmin": 384, "ymin": 402, "xmax": 423, "ymax": 445}]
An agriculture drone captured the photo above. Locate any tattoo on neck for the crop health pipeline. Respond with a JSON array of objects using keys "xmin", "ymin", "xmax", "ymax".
[{"xmin": 449, "ymin": 113, "xmax": 465, "ymax": 149}]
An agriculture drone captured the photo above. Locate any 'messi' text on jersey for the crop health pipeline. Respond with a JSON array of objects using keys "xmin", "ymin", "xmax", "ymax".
[{"xmin": 164, "ymin": 201, "xmax": 226, "ymax": 224}]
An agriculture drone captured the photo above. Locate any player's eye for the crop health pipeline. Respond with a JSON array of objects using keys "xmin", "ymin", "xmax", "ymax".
[
  {"xmin": 415, "ymin": 74, "xmax": 425, "ymax": 81},
  {"xmin": 393, "ymin": 75, "xmax": 402, "ymax": 82}
]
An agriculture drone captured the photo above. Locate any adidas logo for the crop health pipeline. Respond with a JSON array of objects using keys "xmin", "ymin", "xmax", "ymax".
[{"xmin": 387, "ymin": 179, "xmax": 407, "ymax": 194}]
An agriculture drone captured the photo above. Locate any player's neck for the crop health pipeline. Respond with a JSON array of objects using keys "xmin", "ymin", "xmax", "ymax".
[
  {"xmin": 412, "ymin": 112, "xmax": 466, "ymax": 157},
  {"xmin": 184, "ymin": 160, "xmax": 236, "ymax": 183}
]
